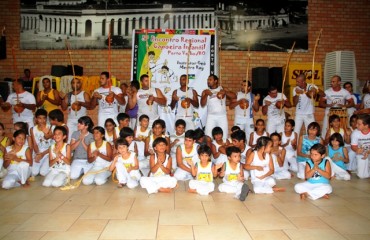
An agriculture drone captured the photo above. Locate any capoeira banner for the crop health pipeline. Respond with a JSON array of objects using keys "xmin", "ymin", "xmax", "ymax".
[{"xmin": 131, "ymin": 29, "xmax": 217, "ymax": 132}]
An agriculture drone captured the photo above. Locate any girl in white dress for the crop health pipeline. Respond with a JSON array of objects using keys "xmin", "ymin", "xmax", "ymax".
[
  {"xmin": 2, "ymin": 130, "xmax": 32, "ymax": 189},
  {"xmin": 83, "ymin": 126, "xmax": 113, "ymax": 185},
  {"xmin": 140, "ymin": 137, "xmax": 177, "ymax": 194},
  {"xmin": 270, "ymin": 133, "xmax": 291, "ymax": 180},
  {"xmin": 109, "ymin": 138, "xmax": 141, "ymax": 188},
  {"xmin": 249, "ymin": 119, "xmax": 269, "ymax": 148},
  {"xmin": 280, "ymin": 119, "xmax": 298, "ymax": 173},
  {"xmin": 245, "ymin": 136, "xmax": 285, "ymax": 194},
  {"xmin": 104, "ymin": 118, "xmax": 118, "ymax": 149},
  {"xmin": 188, "ymin": 145, "xmax": 217, "ymax": 195},
  {"xmin": 43, "ymin": 126, "xmax": 71, "ymax": 187}
]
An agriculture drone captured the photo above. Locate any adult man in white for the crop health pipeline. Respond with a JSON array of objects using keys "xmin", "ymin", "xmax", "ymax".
[
  {"xmin": 60, "ymin": 78, "xmax": 91, "ymax": 141},
  {"xmin": 262, "ymin": 86, "xmax": 292, "ymax": 134},
  {"xmin": 170, "ymin": 74, "xmax": 199, "ymax": 130},
  {"xmin": 91, "ymin": 72, "xmax": 125, "ymax": 127},
  {"xmin": 1, "ymin": 80, "xmax": 36, "ymax": 129},
  {"xmin": 319, "ymin": 75, "xmax": 354, "ymax": 138},
  {"xmin": 127, "ymin": 74, "xmax": 166, "ymax": 128},
  {"xmin": 293, "ymin": 74, "xmax": 318, "ymax": 135},
  {"xmin": 229, "ymin": 80, "xmax": 259, "ymax": 141},
  {"xmin": 201, "ymin": 74, "xmax": 236, "ymax": 139}
]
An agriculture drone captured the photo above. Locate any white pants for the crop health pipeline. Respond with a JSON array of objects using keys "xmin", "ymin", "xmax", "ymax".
[
  {"xmin": 67, "ymin": 119, "xmax": 78, "ymax": 143},
  {"xmin": 189, "ymin": 180, "xmax": 215, "ymax": 195},
  {"xmin": 267, "ymin": 116, "xmax": 285, "ymax": 134},
  {"xmin": 43, "ymin": 167, "xmax": 69, "ymax": 187},
  {"xmin": 294, "ymin": 181, "xmax": 332, "ymax": 200},
  {"xmin": 327, "ymin": 158, "xmax": 351, "ymax": 181},
  {"xmin": 346, "ymin": 147, "xmax": 357, "ymax": 171},
  {"xmin": 205, "ymin": 114, "xmax": 228, "ymax": 139},
  {"xmin": 82, "ymin": 164, "xmax": 112, "ymax": 185},
  {"xmin": 285, "ymin": 149, "xmax": 298, "ymax": 173},
  {"xmin": 356, "ymin": 155, "xmax": 370, "ymax": 179},
  {"xmin": 135, "ymin": 141, "xmax": 146, "ymax": 162},
  {"xmin": 32, "ymin": 154, "xmax": 50, "ymax": 176},
  {"xmin": 234, "ymin": 116, "xmax": 254, "ymax": 144},
  {"xmin": 98, "ymin": 113, "xmax": 118, "ymax": 128},
  {"xmin": 274, "ymin": 169, "xmax": 291, "ymax": 180},
  {"xmin": 297, "ymin": 161, "xmax": 306, "ymax": 180},
  {"xmin": 140, "ymin": 175, "xmax": 177, "ymax": 194},
  {"xmin": 115, "ymin": 164, "xmax": 141, "ymax": 188},
  {"xmin": 176, "ymin": 116, "xmax": 195, "ymax": 131},
  {"xmin": 2, "ymin": 162, "xmax": 31, "ymax": 189},
  {"xmin": 252, "ymin": 176, "xmax": 276, "ymax": 194},
  {"xmin": 174, "ymin": 167, "xmax": 193, "ymax": 181},
  {"xmin": 218, "ymin": 180, "xmax": 243, "ymax": 198},
  {"xmin": 70, "ymin": 159, "xmax": 93, "ymax": 180},
  {"xmin": 294, "ymin": 114, "xmax": 315, "ymax": 135}
]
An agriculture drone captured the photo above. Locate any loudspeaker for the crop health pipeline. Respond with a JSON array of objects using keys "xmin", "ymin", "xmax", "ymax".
[
  {"xmin": 269, "ymin": 67, "xmax": 283, "ymax": 90},
  {"xmin": 252, "ymin": 67, "xmax": 269, "ymax": 89},
  {"xmin": 67, "ymin": 65, "xmax": 83, "ymax": 76},
  {"xmin": 51, "ymin": 65, "xmax": 68, "ymax": 77}
]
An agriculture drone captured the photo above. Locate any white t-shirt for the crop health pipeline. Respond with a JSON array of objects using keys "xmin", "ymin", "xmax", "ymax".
[
  {"xmin": 363, "ymin": 94, "xmax": 370, "ymax": 109},
  {"xmin": 94, "ymin": 86, "xmax": 122, "ymax": 115},
  {"xmin": 137, "ymin": 88, "xmax": 159, "ymax": 121},
  {"xmin": 263, "ymin": 93, "xmax": 287, "ymax": 118},
  {"xmin": 235, "ymin": 91, "xmax": 254, "ymax": 119},
  {"xmin": 293, "ymin": 84, "xmax": 315, "ymax": 114},
  {"xmin": 174, "ymin": 88, "xmax": 195, "ymax": 118},
  {"xmin": 67, "ymin": 91, "xmax": 87, "ymax": 121},
  {"xmin": 6, "ymin": 91, "xmax": 36, "ymax": 122},
  {"xmin": 351, "ymin": 129, "xmax": 370, "ymax": 156},
  {"xmin": 323, "ymin": 88, "xmax": 352, "ymax": 109},
  {"xmin": 206, "ymin": 86, "xmax": 226, "ymax": 115}
]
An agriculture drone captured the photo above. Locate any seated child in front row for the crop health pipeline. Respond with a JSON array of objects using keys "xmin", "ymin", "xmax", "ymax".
[
  {"xmin": 245, "ymin": 136, "xmax": 285, "ymax": 194},
  {"xmin": 218, "ymin": 146, "xmax": 249, "ymax": 201},
  {"xmin": 2, "ymin": 130, "xmax": 32, "ymax": 189},
  {"xmin": 188, "ymin": 145, "xmax": 217, "ymax": 196},
  {"xmin": 170, "ymin": 119, "xmax": 186, "ymax": 170},
  {"xmin": 270, "ymin": 133, "xmax": 291, "ymax": 180},
  {"xmin": 294, "ymin": 143, "xmax": 332, "ymax": 200},
  {"xmin": 83, "ymin": 126, "xmax": 113, "ymax": 185},
  {"xmin": 43, "ymin": 126, "xmax": 71, "ymax": 187},
  {"xmin": 140, "ymin": 137, "xmax": 177, "ymax": 194},
  {"xmin": 211, "ymin": 127, "xmax": 229, "ymax": 165},
  {"xmin": 109, "ymin": 138, "xmax": 141, "ymax": 188},
  {"xmin": 327, "ymin": 133, "xmax": 350, "ymax": 180}
]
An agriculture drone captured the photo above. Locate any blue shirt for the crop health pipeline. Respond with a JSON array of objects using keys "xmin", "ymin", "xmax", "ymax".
[
  {"xmin": 307, "ymin": 159, "xmax": 330, "ymax": 184},
  {"xmin": 297, "ymin": 135, "xmax": 321, "ymax": 162},
  {"xmin": 328, "ymin": 145, "xmax": 346, "ymax": 170}
]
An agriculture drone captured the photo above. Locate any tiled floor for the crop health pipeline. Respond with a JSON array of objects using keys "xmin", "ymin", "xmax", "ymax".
[{"xmin": 0, "ymin": 176, "xmax": 369, "ymax": 240}]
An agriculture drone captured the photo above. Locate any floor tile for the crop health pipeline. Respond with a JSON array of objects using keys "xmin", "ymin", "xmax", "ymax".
[
  {"xmin": 11, "ymin": 200, "xmax": 64, "ymax": 214},
  {"xmin": 288, "ymin": 216, "xmax": 331, "ymax": 229},
  {"xmin": 126, "ymin": 208, "xmax": 159, "ymax": 221},
  {"xmin": 272, "ymin": 202, "xmax": 329, "ymax": 218},
  {"xmin": 53, "ymin": 202, "xmax": 89, "ymax": 215},
  {"xmin": 100, "ymin": 220, "xmax": 157, "ymax": 239},
  {"xmin": 1, "ymin": 231, "xmax": 46, "ymax": 240},
  {"xmin": 0, "ymin": 225, "xmax": 18, "ymax": 239},
  {"xmin": 15, "ymin": 213, "xmax": 80, "ymax": 232},
  {"xmin": 80, "ymin": 204, "xmax": 131, "ymax": 220},
  {"xmin": 283, "ymin": 229, "xmax": 346, "ymax": 240},
  {"xmin": 0, "ymin": 212, "xmax": 34, "ymax": 225},
  {"xmin": 320, "ymin": 214, "xmax": 370, "ymax": 234},
  {"xmin": 159, "ymin": 209, "xmax": 208, "ymax": 225},
  {"xmin": 40, "ymin": 231, "xmax": 101, "ymax": 240},
  {"xmin": 202, "ymin": 201, "xmax": 249, "ymax": 215},
  {"xmin": 248, "ymin": 230, "xmax": 290, "ymax": 240},
  {"xmin": 238, "ymin": 211, "xmax": 296, "ymax": 231},
  {"xmin": 206, "ymin": 213, "xmax": 241, "ymax": 225},
  {"xmin": 157, "ymin": 225, "xmax": 193, "ymax": 240},
  {"xmin": 193, "ymin": 223, "xmax": 252, "ymax": 240},
  {"xmin": 68, "ymin": 219, "xmax": 108, "ymax": 232},
  {"xmin": 343, "ymin": 234, "xmax": 370, "ymax": 240}
]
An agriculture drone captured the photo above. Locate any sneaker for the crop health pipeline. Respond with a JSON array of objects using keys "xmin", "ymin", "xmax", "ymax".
[{"xmin": 239, "ymin": 183, "xmax": 250, "ymax": 202}]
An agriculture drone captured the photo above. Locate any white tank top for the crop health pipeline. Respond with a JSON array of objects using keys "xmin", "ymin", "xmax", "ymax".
[
  {"xmin": 150, "ymin": 153, "xmax": 169, "ymax": 177},
  {"xmin": 32, "ymin": 125, "xmax": 52, "ymax": 151},
  {"xmin": 90, "ymin": 141, "xmax": 110, "ymax": 167},
  {"xmin": 281, "ymin": 132, "xmax": 295, "ymax": 152},
  {"xmin": 241, "ymin": 144, "xmax": 251, "ymax": 164},
  {"xmin": 135, "ymin": 125, "xmax": 150, "ymax": 140},
  {"xmin": 118, "ymin": 151, "xmax": 136, "ymax": 169},
  {"xmin": 250, "ymin": 151, "xmax": 271, "ymax": 181},
  {"xmin": 271, "ymin": 146, "xmax": 283, "ymax": 170},
  {"xmin": 170, "ymin": 133, "xmax": 185, "ymax": 155},
  {"xmin": 330, "ymin": 128, "xmax": 345, "ymax": 139},
  {"xmin": 137, "ymin": 88, "xmax": 159, "ymax": 121},
  {"xmin": 68, "ymin": 91, "xmax": 87, "ymax": 120},
  {"xmin": 196, "ymin": 162, "xmax": 213, "ymax": 182},
  {"xmin": 148, "ymin": 134, "xmax": 165, "ymax": 153},
  {"xmin": 105, "ymin": 132, "xmax": 115, "ymax": 146},
  {"xmin": 6, "ymin": 145, "xmax": 28, "ymax": 165},
  {"xmin": 180, "ymin": 143, "xmax": 199, "ymax": 167},
  {"xmin": 212, "ymin": 140, "xmax": 223, "ymax": 152},
  {"xmin": 128, "ymin": 141, "xmax": 136, "ymax": 153},
  {"xmin": 50, "ymin": 142, "xmax": 70, "ymax": 171},
  {"xmin": 235, "ymin": 91, "xmax": 253, "ymax": 119},
  {"xmin": 175, "ymin": 88, "xmax": 194, "ymax": 118},
  {"xmin": 252, "ymin": 131, "xmax": 268, "ymax": 145},
  {"xmin": 223, "ymin": 161, "xmax": 240, "ymax": 182},
  {"xmin": 207, "ymin": 86, "xmax": 226, "ymax": 115}
]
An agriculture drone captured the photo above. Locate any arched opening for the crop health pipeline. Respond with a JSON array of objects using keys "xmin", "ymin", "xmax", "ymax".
[
  {"xmin": 102, "ymin": 19, "xmax": 106, "ymax": 36},
  {"xmin": 145, "ymin": 17, "xmax": 149, "ymax": 29},
  {"xmin": 173, "ymin": 15, "xmax": 176, "ymax": 29},
  {"xmin": 45, "ymin": 18, "xmax": 48, "ymax": 32},
  {"xmin": 132, "ymin": 18, "xmax": 136, "ymax": 31},
  {"xmin": 139, "ymin": 17, "xmax": 143, "ymax": 29},
  {"xmin": 157, "ymin": 16, "xmax": 161, "ymax": 28},
  {"xmin": 192, "ymin": 15, "xmax": 195, "ymax": 28},
  {"xmin": 125, "ymin": 18, "xmax": 129, "ymax": 36},
  {"xmin": 197, "ymin": 15, "xmax": 200, "ymax": 28},
  {"xmin": 64, "ymin": 19, "xmax": 67, "ymax": 34},
  {"xmin": 151, "ymin": 17, "xmax": 155, "ymax": 29},
  {"xmin": 59, "ymin": 18, "xmax": 62, "ymax": 34},
  {"xmin": 54, "ymin": 18, "xmax": 57, "ymax": 33},
  {"xmin": 85, "ymin": 20, "xmax": 92, "ymax": 37},
  {"xmin": 49, "ymin": 18, "xmax": 52, "ymax": 32},
  {"xmin": 75, "ymin": 20, "xmax": 78, "ymax": 36},
  {"xmin": 178, "ymin": 15, "xmax": 181, "ymax": 29},
  {"xmin": 118, "ymin": 18, "xmax": 122, "ymax": 35},
  {"xmin": 69, "ymin": 19, "xmax": 72, "ymax": 35},
  {"xmin": 110, "ymin": 19, "xmax": 114, "ymax": 35},
  {"xmin": 26, "ymin": 17, "xmax": 29, "ymax": 30}
]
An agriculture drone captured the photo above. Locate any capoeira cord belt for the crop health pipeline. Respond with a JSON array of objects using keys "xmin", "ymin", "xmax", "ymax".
[{"xmin": 60, "ymin": 167, "xmax": 110, "ymax": 191}]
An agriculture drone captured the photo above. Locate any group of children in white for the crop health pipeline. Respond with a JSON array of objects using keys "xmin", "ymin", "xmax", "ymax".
[{"xmin": 1, "ymin": 105, "xmax": 369, "ymax": 201}]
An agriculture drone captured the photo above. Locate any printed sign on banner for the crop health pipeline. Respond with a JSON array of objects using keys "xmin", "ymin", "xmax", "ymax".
[{"xmin": 131, "ymin": 29, "xmax": 217, "ymax": 134}]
